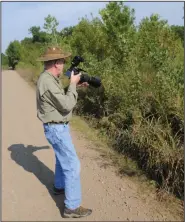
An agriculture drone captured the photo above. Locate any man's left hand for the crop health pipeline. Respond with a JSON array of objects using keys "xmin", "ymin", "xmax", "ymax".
[{"xmin": 77, "ymin": 82, "xmax": 89, "ymax": 87}]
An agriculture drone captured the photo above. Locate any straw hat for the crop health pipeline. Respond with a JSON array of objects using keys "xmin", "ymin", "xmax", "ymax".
[{"xmin": 37, "ymin": 46, "xmax": 71, "ymax": 62}]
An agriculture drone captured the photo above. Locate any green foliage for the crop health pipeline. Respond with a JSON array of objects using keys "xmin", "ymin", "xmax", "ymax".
[
  {"xmin": 20, "ymin": 42, "xmax": 42, "ymax": 66},
  {"xmin": 171, "ymin": 25, "xmax": 184, "ymax": 45},
  {"xmin": 132, "ymin": 14, "xmax": 181, "ymax": 72},
  {"xmin": 71, "ymin": 17, "xmax": 108, "ymax": 62},
  {"xmin": 43, "ymin": 14, "xmax": 60, "ymax": 45},
  {"xmin": 21, "ymin": 37, "xmax": 32, "ymax": 44},
  {"xmin": 29, "ymin": 26, "xmax": 49, "ymax": 43},
  {"xmin": 99, "ymin": 2, "xmax": 136, "ymax": 66},
  {"xmin": 6, "ymin": 40, "xmax": 23, "ymax": 69},
  {"xmin": 1, "ymin": 53, "xmax": 8, "ymax": 66},
  {"xmin": 6, "ymin": 4, "xmax": 184, "ymax": 199},
  {"xmin": 59, "ymin": 26, "xmax": 75, "ymax": 38}
]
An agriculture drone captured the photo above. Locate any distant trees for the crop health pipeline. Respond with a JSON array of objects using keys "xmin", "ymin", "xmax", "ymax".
[{"xmin": 5, "ymin": 40, "xmax": 22, "ymax": 69}]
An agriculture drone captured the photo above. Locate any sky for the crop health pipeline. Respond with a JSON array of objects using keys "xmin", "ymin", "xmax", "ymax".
[{"xmin": 2, "ymin": 1, "xmax": 184, "ymax": 53}]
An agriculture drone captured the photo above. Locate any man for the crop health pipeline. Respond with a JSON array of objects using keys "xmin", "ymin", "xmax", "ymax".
[{"xmin": 36, "ymin": 46, "xmax": 92, "ymax": 218}]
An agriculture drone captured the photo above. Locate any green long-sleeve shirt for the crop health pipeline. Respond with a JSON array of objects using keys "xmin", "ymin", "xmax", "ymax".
[{"xmin": 36, "ymin": 71, "xmax": 78, "ymax": 123}]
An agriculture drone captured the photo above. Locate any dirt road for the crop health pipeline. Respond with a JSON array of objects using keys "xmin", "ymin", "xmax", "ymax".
[{"xmin": 2, "ymin": 70, "xmax": 182, "ymax": 221}]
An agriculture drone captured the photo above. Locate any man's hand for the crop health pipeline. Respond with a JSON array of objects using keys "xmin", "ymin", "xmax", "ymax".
[
  {"xmin": 70, "ymin": 71, "xmax": 81, "ymax": 84},
  {"xmin": 77, "ymin": 82, "xmax": 89, "ymax": 87}
]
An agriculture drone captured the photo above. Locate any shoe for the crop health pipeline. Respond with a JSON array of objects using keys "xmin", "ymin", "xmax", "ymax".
[
  {"xmin": 63, "ymin": 206, "xmax": 92, "ymax": 218},
  {"xmin": 53, "ymin": 185, "xmax": 65, "ymax": 195}
]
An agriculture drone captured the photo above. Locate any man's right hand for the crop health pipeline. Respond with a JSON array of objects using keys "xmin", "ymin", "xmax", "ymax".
[{"xmin": 70, "ymin": 71, "xmax": 81, "ymax": 84}]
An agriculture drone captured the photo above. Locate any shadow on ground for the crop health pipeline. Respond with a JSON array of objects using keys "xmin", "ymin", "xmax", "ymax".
[{"xmin": 8, "ymin": 144, "xmax": 65, "ymax": 217}]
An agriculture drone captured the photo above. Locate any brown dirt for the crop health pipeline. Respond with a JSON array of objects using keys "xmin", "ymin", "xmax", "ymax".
[{"xmin": 2, "ymin": 70, "xmax": 183, "ymax": 221}]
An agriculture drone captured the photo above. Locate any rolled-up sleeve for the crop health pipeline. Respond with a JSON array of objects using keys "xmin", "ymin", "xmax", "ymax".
[{"xmin": 42, "ymin": 79, "xmax": 78, "ymax": 113}]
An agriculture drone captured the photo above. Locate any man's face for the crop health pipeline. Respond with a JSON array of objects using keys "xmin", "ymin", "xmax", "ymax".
[{"xmin": 55, "ymin": 59, "xmax": 65, "ymax": 76}]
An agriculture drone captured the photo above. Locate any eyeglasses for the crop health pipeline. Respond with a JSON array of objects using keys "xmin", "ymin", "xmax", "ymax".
[{"xmin": 55, "ymin": 59, "xmax": 66, "ymax": 65}]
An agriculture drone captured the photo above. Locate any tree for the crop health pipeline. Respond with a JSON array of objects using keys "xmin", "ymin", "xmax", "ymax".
[
  {"xmin": 21, "ymin": 37, "xmax": 32, "ymax": 45},
  {"xmin": 71, "ymin": 17, "xmax": 107, "ymax": 60},
  {"xmin": 171, "ymin": 25, "xmax": 184, "ymax": 45},
  {"xmin": 99, "ymin": 2, "xmax": 136, "ymax": 66},
  {"xmin": 43, "ymin": 14, "xmax": 59, "ymax": 45},
  {"xmin": 134, "ymin": 14, "xmax": 180, "ymax": 71},
  {"xmin": 6, "ymin": 40, "xmax": 22, "ymax": 69},
  {"xmin": 28, "ymin": 26, "xmax": 49, "ymax": 43},
  {"xmin": 29, "ymin": 26, "xmax": 41, "ymax": 42},
  {"xmin": 59, "ymin": 26, "xmax": 75, "ymax": 38},
  {"xmin": 1, "ymin": 53, "xmax": 8, "ymax": 66}
]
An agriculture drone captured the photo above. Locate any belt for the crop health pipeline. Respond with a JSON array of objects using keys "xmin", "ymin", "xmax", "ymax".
[{"xmin": 45, "ymin": 121, "xmax": 69, "ymax": 125}]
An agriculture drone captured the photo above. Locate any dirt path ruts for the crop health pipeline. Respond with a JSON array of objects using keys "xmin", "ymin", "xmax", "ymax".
[{"xmin": 2, "ymin": 70, "xmax": 182, "ymax": 221}]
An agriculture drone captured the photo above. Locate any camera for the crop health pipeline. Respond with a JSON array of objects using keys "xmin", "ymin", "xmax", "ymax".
[{"xmin": 65, "ymin": 56, "xmax": 101, "ymax": 88}]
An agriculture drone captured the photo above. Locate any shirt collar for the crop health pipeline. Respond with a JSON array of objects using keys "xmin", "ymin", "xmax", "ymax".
[{"xmin": 45, "ymin": 71, "xmax": 60, "ymax": 83}]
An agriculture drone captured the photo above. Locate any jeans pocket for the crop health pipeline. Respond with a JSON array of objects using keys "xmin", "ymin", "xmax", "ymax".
[{"xmin": 54, "ymin": 124, "xmax": 66, "ymax": 138}]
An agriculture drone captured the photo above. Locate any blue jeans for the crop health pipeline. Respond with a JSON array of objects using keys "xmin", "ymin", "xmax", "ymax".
[{"xmin": 43, "ymin": 123, "xmax": 81, "ymax": 210}]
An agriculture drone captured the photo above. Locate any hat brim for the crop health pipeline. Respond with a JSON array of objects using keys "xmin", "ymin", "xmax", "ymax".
[{"xmin": 36, "ymin": 52, "xmax": 71, "ymax": 62}]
